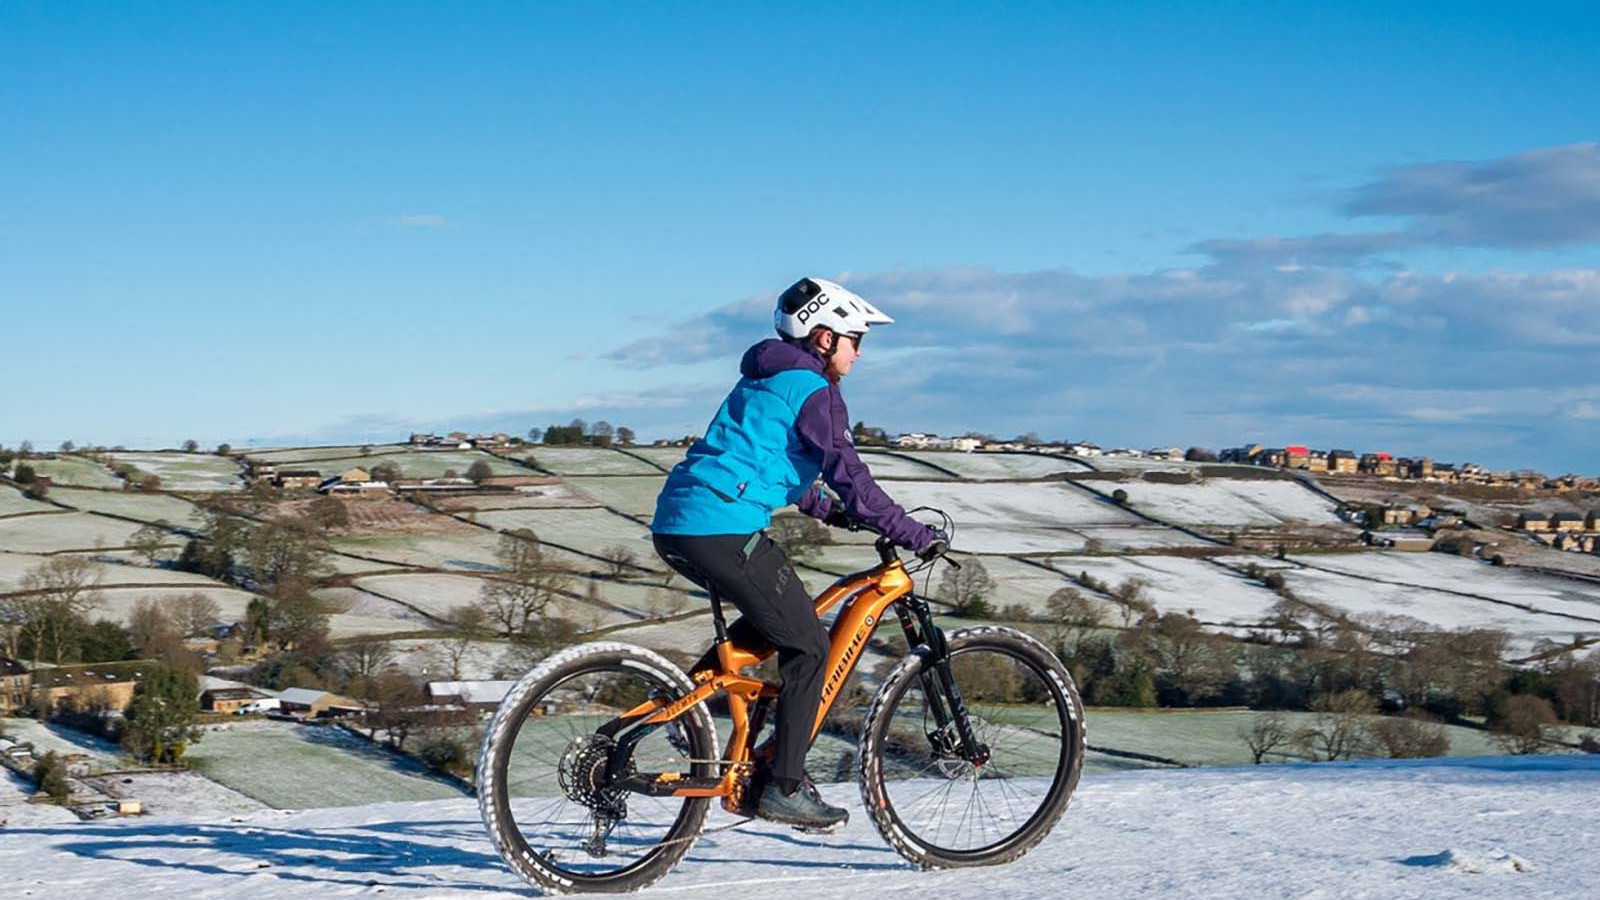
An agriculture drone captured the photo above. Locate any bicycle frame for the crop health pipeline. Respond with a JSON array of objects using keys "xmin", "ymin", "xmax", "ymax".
[{"xmin": 601, "ymin": 540, "xmax": 975, "ymax": 814}]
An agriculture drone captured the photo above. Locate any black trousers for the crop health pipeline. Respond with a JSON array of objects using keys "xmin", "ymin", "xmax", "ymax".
[{"xmin": 652, "ymin": 531, "xmax": 827, "ymax": 785}]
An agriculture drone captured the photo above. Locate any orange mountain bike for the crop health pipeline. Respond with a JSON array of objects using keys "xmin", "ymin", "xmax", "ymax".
[{"xmin": 478, "ymin": 511, "xmax": 1086, "ymax": 893}]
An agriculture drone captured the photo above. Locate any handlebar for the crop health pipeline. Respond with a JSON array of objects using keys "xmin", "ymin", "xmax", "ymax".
[{"xmin": 825, "ymin": 505, "xmax": 957, "ymax": 568}]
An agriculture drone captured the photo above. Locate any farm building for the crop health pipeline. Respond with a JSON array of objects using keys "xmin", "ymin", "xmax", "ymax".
[
  {"xmin": 426, "ymin": 680, "xmax": 515, "ymax": 713},
  {"xmin": 201, "ymin": 687, "xmax": 269, "ymax": 714},
  {"xmin": 277, "ymin": 687, "xmax": 365, "ymax": 718},
  {"xmin": 276, "ymin": 469, "xmax": 323, "ymax": 490},
  {"xmin": 1, "ymin": 658, "xmax": 31, "ymax": 715},
  {"xmin": 1551, "ymin": 512, "xmax": 1586, "ymax": 532},
  {"xmin": 29, "ymin": 662, "xmax": 152, "ymax": 713}
]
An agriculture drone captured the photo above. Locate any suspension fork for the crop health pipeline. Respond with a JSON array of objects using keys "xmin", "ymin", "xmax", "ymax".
[{"xmin": 893, "ymin": 596, "xmax": 990, "ymax": 766}]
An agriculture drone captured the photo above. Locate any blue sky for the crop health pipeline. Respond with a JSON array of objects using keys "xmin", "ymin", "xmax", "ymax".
[{"xmin": 3, "ymin": 2, "xmax": 1597, "ymax": 473}]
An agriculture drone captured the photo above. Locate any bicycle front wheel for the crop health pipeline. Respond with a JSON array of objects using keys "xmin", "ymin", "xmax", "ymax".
[
  {"xmin": 858, "ymin": 625, "xmax": 1085, "ymax": 869},
  {"xmin": 478, "ymin": 642, "xmax": 717, "ymax": 894}
]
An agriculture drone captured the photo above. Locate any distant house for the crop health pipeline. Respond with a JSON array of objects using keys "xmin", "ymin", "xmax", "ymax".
[
  {"xmin": 1381, "ymin": 503, "xmax": 1431, "ymax": 527},
  {"xmin": 201, "ymin": 687, "xmax": 269, "ymax": 714},
  {"xmin": 1517, "ymin": 513, "xmax": 1550, "ymax": 532},
  {"xmin": 0, "ymin": 658, "xmax": 31, "ymax": 716},
  {"xmin": 30, "ymin": 662, "xmax": 151, "ymax": 713},
  {"xmin": 1551, "ymin": 512, "xmax": 1585, "ymax": 533},
  {"xmin": 1327, "ymin": 450, "xmax": 1358, "ymax": 474},
  {"xmin": 1259, "ymin": 448, "xmax": 1288, "ymax": 467},
  {"xmin": 426, "ymin": 680, "xmax": 515, "ymax": 713},
  {"xmin": 1586, "ymin": 510, "xmax": 1600, "ymax": 531},
  {"xmin": 276, "ymin": 469, "xmax": 323, "ymax": 491},
  {"xmin": 277, "ymin": 687, "xmax": 364, "ymax": 719},
  {"xmin": 1284, "ymin": 445, "xmax": 1310, "ymax": 468}
]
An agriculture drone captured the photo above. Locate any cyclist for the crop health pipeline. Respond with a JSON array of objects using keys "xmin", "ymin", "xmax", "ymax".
[{"xmin": 652, "ymin": 276, "xmax": 946, "ymax": 830}]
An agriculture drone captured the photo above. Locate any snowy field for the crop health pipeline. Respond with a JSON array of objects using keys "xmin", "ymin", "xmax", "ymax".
[
  {"xmin": 329, "ymin": 530, "xmax": 594, "ymax": 574},
  {"xmin": 895, "ymin": 451, "xmax": 1089, "ymax": 479},
  {"xmin": 1282, "ymin": 568, "xmax": 1590, "ymax": 654},
  {"xmin": 0, "ymin": 486, "xmax": 56, "ymax": 517},
  {"xmin": 242, "ymin": 445, "xmax": 392, "ymax": 464},
  {"xmin": 1289, "ymin": 553, "xmax": 1600, "ymax": 621},
  {"xmin": 1076, "ymin": 524, "xmax": 1217, "ymax": 550},
  {"xmin": 563, "ymin": 475, "xmax": 666, "ymax": 516},
  {"xmin": 47, "ymin": 487, "xmax": 205, "ymax": 527},
  {"xmin": 183, "ymin": 721, "xmax": 467, "ymax": 809},
  {"xmin": 528, "ymin": 447, "xmax": 663, "ymax": 476},
  {"xmin": 874, "ymin": 481, "xmax": 1143, "ymax": 554},
  {"xmin": 1104, "ymin": 478, "xmax": 1340, "ymax": 527},
  {"xmin": 104, "ymin": 452, "xmax": 244, "ymax": 492},
  {"xmin": 0, "ymin": 512, "xmax": 146, "ymax": 553},
  {"xmin": 17, "ymin": 455, "xmax": 123, "ymax": 488},
  {"xmin": 432, "ymin": 481, "xmax": 598, "ymax": 511},
  {"xmin": 0, "ymin": 551, "xmax": 225, "ymax": 592},
  {"xmin": 473, "ymin": 508, "xmax": 661, "ymax": 568},
  {"xmin": 82, "ymin": 770, "xmax": 266, "ymax": 818},
  {"xmin": 349, "ymin": 572, "xmax": 641, "ymax": 630},
  {"xmin": 5, "ymin": 756, "xmax": 1595, "ymax": 899},
  {"xmin": 89, "ymin": 585, "xmax": 263, "ymax": 626},
  {"xmin": 855, "ymin": 451, "xmax": 960, "ymax": 479},
  {"xmin": 622, "ymin": 446, "xmax": 690, "ymax": 470},
  {"xmin": 307, "ymin": 450, "xmax": 528, "ymax": 480},
  {"xmin": 1, "ymin": 717, "xmax": 125, "ymax": 768},
  {"xmin": 1046, "ymin": 555, "xmax": 1276, "ymax": 624}
]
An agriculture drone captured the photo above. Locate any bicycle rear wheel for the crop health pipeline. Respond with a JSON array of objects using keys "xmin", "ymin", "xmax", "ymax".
[
  {"xmin": 478, "ymin": 642, "xmax": 717, "ymax": 894},
  {"xmin": 858, "ymin": 625, "xmax": 1085, "ymax": 868}
]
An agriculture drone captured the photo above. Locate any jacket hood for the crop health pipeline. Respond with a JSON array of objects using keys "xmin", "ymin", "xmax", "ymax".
[{"xmin": 740, "ymin": 338, "xmax": 825, "ymax": 380}]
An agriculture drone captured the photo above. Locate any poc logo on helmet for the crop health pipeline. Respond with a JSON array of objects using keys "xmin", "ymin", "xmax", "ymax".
[{"xmin": 794, "ymin": 296, "xmax": 828, "ymax": 325}]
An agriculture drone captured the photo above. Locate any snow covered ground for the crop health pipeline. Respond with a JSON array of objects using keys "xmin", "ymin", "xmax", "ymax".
[
  {"xmin": 104, "ymin": 452, "xmax": 245, "ymax": 492},
  {"xmin": 1105, "ymin": 478, "xmax": 1340, "ymax": 527},
  {"xmin": 531, "ymin": 447, "xmax": 663, "ymax": 476},
  {"xmin": 3, "ymin": 755, "xmax": 1593, "ymax": 898},
  {"xmin": 0, "ymin": 512, "xmax": 147, "ymax": 554}
]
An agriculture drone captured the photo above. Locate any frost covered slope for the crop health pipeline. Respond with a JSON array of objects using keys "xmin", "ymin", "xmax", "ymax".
[{"xmin": 4, "ymin": 756, "xmax": 1594, "ymax": 899}]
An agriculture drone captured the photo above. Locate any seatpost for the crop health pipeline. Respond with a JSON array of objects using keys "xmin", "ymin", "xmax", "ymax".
[{"xmin": 707, "ymin": 585, "xmax": 730, "ymax": 645}]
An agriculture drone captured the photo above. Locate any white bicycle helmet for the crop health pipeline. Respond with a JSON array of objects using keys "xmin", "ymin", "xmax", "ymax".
[{"xmin": 774, "ymin": 277, "xmax": 894, "ymax": 340}]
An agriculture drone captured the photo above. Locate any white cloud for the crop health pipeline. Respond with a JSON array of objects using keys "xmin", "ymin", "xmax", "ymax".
[{"xmin": 396, "ymin": 213, "xmax": 451, "ymax": 227}]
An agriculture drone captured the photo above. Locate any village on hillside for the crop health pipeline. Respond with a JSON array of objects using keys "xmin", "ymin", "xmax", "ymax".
[{"xmin": 1, "ymin": 427, "xmax": 1597, "ymax": 825}]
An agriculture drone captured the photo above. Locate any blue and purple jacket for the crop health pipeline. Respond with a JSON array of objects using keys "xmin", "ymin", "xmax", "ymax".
[{"xmin": 652, "ymin": 339, "xmax": 935, "ymax": 551}]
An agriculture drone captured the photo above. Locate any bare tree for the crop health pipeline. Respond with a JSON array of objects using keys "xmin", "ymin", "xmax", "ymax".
[
  {"xmin": 1110, "ymin": 577, "xmax": 1156, "ymax": 627},
  {"xmin": 128, "ymin": 521, "xmax": 171, "ymax": 566},
  {"xmin": 245, "ymin": 516, "xmax": 332, "ymax": 585},
  {"xmin": 477, "ymin": 530, "xmax": 572, "ymax": 637},
  {"xmin": 437, "ymin": 604, "xmax": 489, "ymax": 680},
  {"xmin": 1045, "ymin": 587, "xmax": 1105, "ymax": 655},
  {"xmin": 172, "ymin": 591, "xmax": 222, "ymax": 637},
  {"xmin": 10, "ymin": 556, "xmax": 102, "ymax": 664},
  {"xmin": 938, "ymin": 558, "xmax": 995, "ymax": 617},
  {"xmin": 1296, "ymin": 690, "xmax": 1377, "ymax": 761},
  {"xmin": 1369, "ymin": 713, "xmax": 1451, "ymax": 758},
  {"xmin": 600, "ymin": 545, "xmax": 639, "ymax": 579},
  {"xmin": 1240, "ymin": 711, "xmax": 1292, "ymax": 764},
  {"xmin": 1491, "ymin": 694, "xmax": 1558, "ymax": 754},
  {"xmin": 128, "ymin": 597, "xmax": 175, "ymax": 654},
  {"xmin": 306, "ymin": 496, "xmax": 350, "ymax": 532},
  {"xmin": 341, "ymin": 639, "xmax": 397, "ymax": 681}
]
